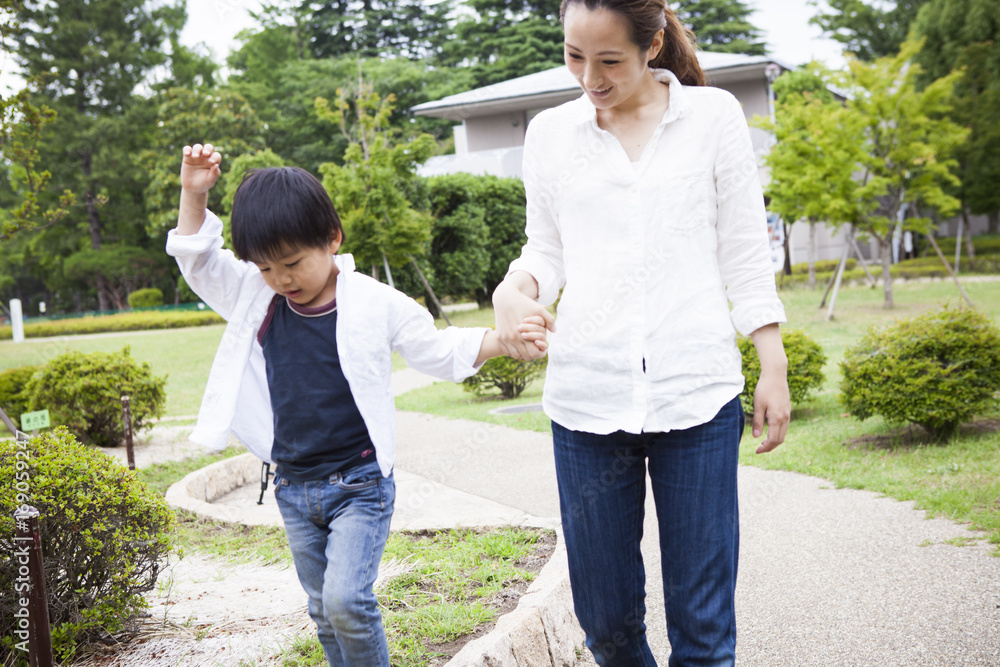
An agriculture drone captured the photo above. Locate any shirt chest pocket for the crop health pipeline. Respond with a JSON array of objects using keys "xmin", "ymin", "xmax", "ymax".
[{"xmin": 658, "ymin": 170, "xmax": 714, "ymax": 235}]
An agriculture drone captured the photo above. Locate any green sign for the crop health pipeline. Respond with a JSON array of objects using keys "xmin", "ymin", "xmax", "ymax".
[{"xmin": 20, "ymin": 410, "xmax": 49, "ymax": 431}]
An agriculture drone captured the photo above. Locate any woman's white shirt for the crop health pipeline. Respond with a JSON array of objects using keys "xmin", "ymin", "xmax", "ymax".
[{"xmin": 508, "ymin": 68, "xmax": 786, "ymax": 435}]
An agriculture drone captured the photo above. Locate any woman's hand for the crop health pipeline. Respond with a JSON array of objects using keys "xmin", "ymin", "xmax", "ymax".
[
  {"xmin": 749, "ymin": 323, "xmax": 790, "ymax": 453},
  {"xmin": 492, "ymin": 272, "xmax": 555, "ymax": 360}
]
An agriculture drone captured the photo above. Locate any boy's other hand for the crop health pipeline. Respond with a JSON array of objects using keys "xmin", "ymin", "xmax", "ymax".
[
  {"xmin": 181, "ymin": 143, "xmax": 222, "ymax": 194},
  {"xmin": 518, "ymin": 315, "xmax": 549, "ymax": 355}
]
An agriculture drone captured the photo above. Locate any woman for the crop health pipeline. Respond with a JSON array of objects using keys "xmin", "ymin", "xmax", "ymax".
[{"xmin": 492, "ymin": 1, "xmax": 791, "ymax": 665}]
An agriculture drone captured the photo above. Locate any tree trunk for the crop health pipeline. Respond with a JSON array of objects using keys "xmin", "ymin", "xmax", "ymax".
[
  {"xmin": 408, "ymin": 254, "xmax": 451, "ymax": 326},
  {"xmin": 989, "ymin": 210, "xmax": 999, "ymax": 235},
  {"xmin": 81, "ymin": 149, "xmax": 110, "ymax": 312},
  {"xmin": 880, "ymin": 236, "xmax": 894, "ymax": 309},
  {"xmin": 782, "ymin": 221, "xmax": 792, "ymax": 276},
  {"xmin": 807, "ymin": 221, "xmax": 817, "ymax": 289},
  {"xmin": 962, "ymin": 208, "xmax": 976, "ymax": 261}
]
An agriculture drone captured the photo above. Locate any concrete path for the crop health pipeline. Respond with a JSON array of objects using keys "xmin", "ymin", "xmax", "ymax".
[{"xmin": 179, "ymin": 368, "xmax": 1000, "ymax": 665}]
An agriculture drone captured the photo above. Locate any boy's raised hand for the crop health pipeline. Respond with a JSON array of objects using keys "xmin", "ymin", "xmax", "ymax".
[{"xmin": 180, "ymin": 143, "xmax": 222, "ymax": 194}]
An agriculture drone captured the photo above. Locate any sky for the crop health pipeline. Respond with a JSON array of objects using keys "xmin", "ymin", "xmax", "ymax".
[{"xmin": 2, "ymin": 1, "xmax": 847, "ymax": 92}]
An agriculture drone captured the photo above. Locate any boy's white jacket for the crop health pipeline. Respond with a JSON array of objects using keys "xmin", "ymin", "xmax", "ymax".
[{"xmin": 166, "ymin": 211, "xmax": 488, "ymax": 477}]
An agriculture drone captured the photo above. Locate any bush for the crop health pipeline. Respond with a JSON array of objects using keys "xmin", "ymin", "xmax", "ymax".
[
  {"xmin": 0, "ymin": 365, "xmax": 41, "ymax": 430},
  {"xmin": 0, "ymin": 308, "xmax": 223, "ymax": 340},
  {"xmin": 0, "ymin": 427, "xmax": 174, "ymax": 663},
  {"xmin": 839, "ymin": 306, "xmax": 1000, "ymax": 440},
  {"xmin": 738, "ymin": 330, "xmax": 827, "ymax": 415},
  {"xmin": 462, "ymin": 355, "xmax": 547, "ymax": 400},
  {"xmin": 127, "ymin": 287, "xmax": 164, "ymax": 309},
  {"xmin": 25, "ymin": 347, "xmax": 167, "ymax": 447}
]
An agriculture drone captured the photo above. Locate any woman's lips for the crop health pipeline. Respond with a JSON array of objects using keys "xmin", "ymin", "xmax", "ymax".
[{"xmin": 590, "ymin": 87, "xmax": 611, "ymax": 99}]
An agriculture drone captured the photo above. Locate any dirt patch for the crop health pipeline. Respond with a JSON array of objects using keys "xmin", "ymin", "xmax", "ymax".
[{"xmin": 843, "ymin": 417, "xmax": 1000, "ymax": 451}]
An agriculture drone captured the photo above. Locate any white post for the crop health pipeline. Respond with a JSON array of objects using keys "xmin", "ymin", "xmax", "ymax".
[{"xmin": 11, "ymin": 299, "xmax": 25, "ymax": 343}]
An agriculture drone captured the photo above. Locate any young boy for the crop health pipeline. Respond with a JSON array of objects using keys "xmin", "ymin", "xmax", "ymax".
[{"xmin": 167, "ymin": 143, "xmax": 547, "ymax": 666}]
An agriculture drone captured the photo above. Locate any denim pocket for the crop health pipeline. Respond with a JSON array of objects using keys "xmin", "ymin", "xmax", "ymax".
[{"xmin": 337, "ymin": 463, "xmax": 381, "ymax": 491}]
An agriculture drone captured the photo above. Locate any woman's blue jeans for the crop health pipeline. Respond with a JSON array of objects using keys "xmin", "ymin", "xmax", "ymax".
[
  {"xmin": 552, "ymin": 397, "xmax": 743, "ymax": 667},
  {"xmin": 273, "ymin": 459, "xmax": 394, "ymax": 667}
]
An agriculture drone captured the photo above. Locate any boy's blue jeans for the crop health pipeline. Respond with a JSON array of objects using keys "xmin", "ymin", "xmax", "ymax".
[
  {"xmin": 552, "ymin": 397, "xmax": 743, "ymax": 667},
  {"xmin": 273, "ymin": 459, "xmax": 394, "ymax": 667}
]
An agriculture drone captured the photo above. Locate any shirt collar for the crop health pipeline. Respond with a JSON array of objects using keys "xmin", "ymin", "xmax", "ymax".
[{"xmin": 570, "ymin": 68, "xmax": 690, "ymax": 128}]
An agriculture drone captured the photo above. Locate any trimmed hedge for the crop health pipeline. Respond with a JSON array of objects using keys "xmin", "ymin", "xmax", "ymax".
[
  {"xmin": 0, "ymin": 309, "xmax": 223, "ymax": 340},
  {"xmin": 840, "ymin": 306, "xmax": 1000, "ymax": 440},
  {"xmin": 0, "ymin": 428, "xmax": 174, "ymax": 664},
  {"xmin": 738, "ymin": 330, "xmax": 827, "ymax": 416},
  {"xmin": 25, "ymin": 347, "xmax": 166, "ymax": 448},
  {"xmin": 127, "ymin": 287, "xmax": 164, "ymax": 309}
]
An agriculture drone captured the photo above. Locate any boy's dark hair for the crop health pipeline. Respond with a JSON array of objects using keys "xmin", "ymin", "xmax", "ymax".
[{"xmin": 231, "ymin": 166, "xmax": 345, "ymax": 262}]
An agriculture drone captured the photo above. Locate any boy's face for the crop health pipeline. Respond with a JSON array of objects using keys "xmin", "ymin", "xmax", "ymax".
[{"xmin": 253, "ymin": 233, "xmax": 342, "ymax": 308}]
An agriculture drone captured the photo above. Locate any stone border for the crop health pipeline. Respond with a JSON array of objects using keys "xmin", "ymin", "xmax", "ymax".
[
  {"xmin": 164, "ymin": 453, "xmax": 585, "ymax": 666},
  {"xmin": 164, "ymin": 452, "xmax": 262, "ymax": 523}
]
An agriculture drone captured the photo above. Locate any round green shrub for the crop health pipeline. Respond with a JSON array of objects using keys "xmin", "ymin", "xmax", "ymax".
[
  {"xmin": 839, "ymin": 306, "xmax": 1000, "ymax": 440},
  {"xmin": 25, "ymin": 346, "xmax": 166, "ymax": 447},
  {"xmin": 127, "ymin": 287, "xmax": 164, "ymax": 309},
  {"xmin": 462, "ymin": 355, "xmax": 547, "ymax": 400},
  {"xmin": 738, "ymin": 329, "xmax": 827, "ymax": 415},
  {"xmin": 0, "ymin": 365, "xmax": 41, "ymax": 430},
  {"xmin": 0, "ymin": 427, "xmax": 174, "ymax": 663}
]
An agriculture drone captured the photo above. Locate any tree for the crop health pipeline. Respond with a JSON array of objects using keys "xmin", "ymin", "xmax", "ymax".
[
  {"xmin": 809, "ymin": 0, "xmax": 932, "ymax": 61},
  {"xmin": 140, "ymin": 87, "xmax": 266, "ymax": 238},
  {"xmin": 304, "ymin": 0, "xmax": 453, "ymax": 60},
  {"xmin": 757, "ymin": 64, "xmax": 870, "ymax": 289},
  {"xmin": 837, "ymin": 41, "xmax": 967, "ymax": 308},
  {"xmin": 6, "ymin": 0, "xmax": 187, "ymax": 311},
  {"xmin": 911, "ymin": 0, "xmax": 1000, "ymax": 234},
  {"xmin": 0, "ymin": 2, "xmax": 74, "ymax": 240},
  {"xmin": 316, "ymin": 75, "xmax": 436, "ymax": 289},
  {"xmin": 441, "ymin": 0, "xmax": 565, "ymax": 87},
  {"xmin": 673, "ymin": 0, "xmax": 766, "ymax": 55}
]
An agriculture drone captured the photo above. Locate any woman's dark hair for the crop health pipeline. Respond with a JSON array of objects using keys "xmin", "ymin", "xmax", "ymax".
[
  {"xmin": 230, "ymin": 166, "xmax": 345, "ymax": 262},
  {"xmin": 559, "ymin": 0, "xmax": 706, "ymax": 86}
]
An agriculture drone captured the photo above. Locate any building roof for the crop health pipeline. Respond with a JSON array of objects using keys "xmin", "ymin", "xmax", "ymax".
[{"xmin": 412, "ymin": 52, "xmax": 794, "ymax": 119}]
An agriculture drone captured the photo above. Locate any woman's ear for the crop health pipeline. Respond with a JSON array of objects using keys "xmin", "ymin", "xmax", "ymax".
[{"xmin": 648, "ymin": 28, "xmax": 665, "ymax": 64}]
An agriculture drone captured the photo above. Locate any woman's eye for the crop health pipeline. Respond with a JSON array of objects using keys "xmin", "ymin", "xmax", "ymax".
[
  {"xmin": 602, "ymin": 60, "xmax": 619, "ymax": 66},
  {"xmin": 567, "ymin": 53, "xmax": 583, "ymax": 60}
]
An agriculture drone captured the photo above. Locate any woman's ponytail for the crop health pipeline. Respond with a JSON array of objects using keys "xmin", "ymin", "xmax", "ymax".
[{"xmin": 650, "ymin": 6, "xmax": 705, "ymax": 86}]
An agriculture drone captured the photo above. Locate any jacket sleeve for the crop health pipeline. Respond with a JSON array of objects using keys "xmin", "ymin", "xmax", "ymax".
[
  {"xmin": 165, "ymin": 210, "xmax": 253, "ymax": 321},
  {"xmin": 387, "ymin": 288, "xmax": 488, "ymax": 382}
]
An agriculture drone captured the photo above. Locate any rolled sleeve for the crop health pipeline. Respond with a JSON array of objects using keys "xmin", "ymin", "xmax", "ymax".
[
  {"xmin": 507, "ymin": 122, "xmax": 566, "ymax": 307},
  {"xmin": 714, "ymin": 96, "xmax": 786, "ymax": 336}
]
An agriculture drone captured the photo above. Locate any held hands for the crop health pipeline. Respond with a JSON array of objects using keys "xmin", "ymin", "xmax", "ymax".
[
  {"xmin": 180, "ymin": 143, "xmax": 222, "ymax": 194},
  {"xmin": 493, "ymin": 278, "xmax": 555, "ymax": 361}
]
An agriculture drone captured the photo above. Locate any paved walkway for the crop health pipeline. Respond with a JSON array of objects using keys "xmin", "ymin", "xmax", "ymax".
[{"xmin": 154, "ymin": 368, "xmax": 1000, "ymax": 665}]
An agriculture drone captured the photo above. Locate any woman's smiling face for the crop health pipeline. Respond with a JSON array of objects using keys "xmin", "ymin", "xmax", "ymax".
[{"xmin": 562, "ymin": 4, "xmax": 663, "ymax": 111}]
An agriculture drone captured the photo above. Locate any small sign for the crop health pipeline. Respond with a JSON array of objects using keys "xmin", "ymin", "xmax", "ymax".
[{"xmin": 20, "ymin": 410, "xmax": 50, "ymax": 431}]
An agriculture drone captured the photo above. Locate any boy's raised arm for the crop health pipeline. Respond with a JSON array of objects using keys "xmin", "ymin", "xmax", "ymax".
[{"xmin": 177, "ymin": 143, "xmax": 222, "ymax": 236}]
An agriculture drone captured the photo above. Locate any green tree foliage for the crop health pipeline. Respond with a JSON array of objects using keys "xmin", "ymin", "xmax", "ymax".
[
  {"xmin": 0, "ymin": 365, "xmax": 40, "ymax": 429},
  {"xmin": 141, "ymin": 87, "xmax": 266, "ymax": 238},
  {"xmin": 5, "ymin": 0, "xmax": 187, "ymax": 311},
  {"xmin": 424, "ymin": 173, "xmax": 528, "ymax": 303},
  {"xmin": 737, "ymin": 330, "xmax": 826, "ymax": 416},
  {"xmin": 840, "ymin": 306, "xmax": 1000, "ymax": 440},
  {"xmin": 757, "ymin": 64, "xmax": 869, "ymax": 288},
  {"xmin": 911, "ymin": 0, "xmax": 1000, "ymax": 233},
  {"xmin": 0, "ymin": 428, "xmax": 174, "ymax": 663},
  {"xmin": 442, "ymin": 0, "xmax": 565, "ymax": 87},
  {"xmin": 62, "ymin": 245, "xmax": 169, "ymax": 311},
  {"xmin": 317, "ymin": 80, "xmax": 436, "ymax": 275},
  {"xmin": 127, "ymin": 287, "xmax": 164, "ymax": 308},
  {"xmin": 809, "ymin": 0, "xmax": 932, "ymax": 61},
  {"xmin": 304, "ymin": 0, "xmax": 453, "ymax": 59},
  {"xmin": 674, "ymin": 0, "xmax": 766, "ymax": 55},
  {"xmin": 840, "ymin": 41, "xmax": 967, "ymax": 308},
  {"xmin": 25, "ymin": 346, "xmax": 167, "ymax": 448}
]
